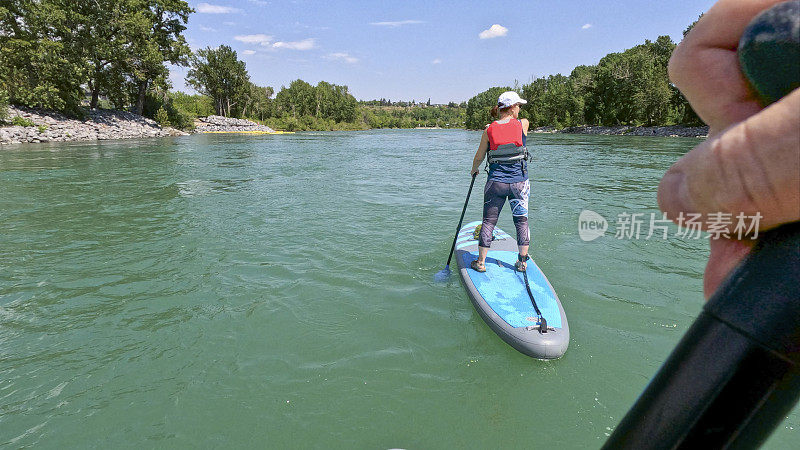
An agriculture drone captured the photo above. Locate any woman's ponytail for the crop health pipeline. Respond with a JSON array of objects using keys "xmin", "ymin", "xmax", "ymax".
[{"xmin": 490, "ymin": 105, "xmax": 499, "ymax": 118}]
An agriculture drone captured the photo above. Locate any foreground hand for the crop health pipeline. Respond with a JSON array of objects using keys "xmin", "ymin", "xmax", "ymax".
[{"xmin": 659, "ymin": 0, "xmax": 800, "ymax": 298}]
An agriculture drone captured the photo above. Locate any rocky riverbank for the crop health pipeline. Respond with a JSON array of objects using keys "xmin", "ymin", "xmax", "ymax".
[
  {"xmin": 532, "ymin": 124, "xmax": 708, "ymax": 138},
  {"xmin": 0, "ymin": 106, "xmax": 187, "ymax": 145},
  {"xmin": 194, "ymin": 115, "xmax": 276, "ymax": 133},
  {"xmin": 2, "ymin": 104, "xmax": 707, "ymax": 145},
  {"xmin": 0, "ymin": 107, "xmax": 283, "ymax": 146}
]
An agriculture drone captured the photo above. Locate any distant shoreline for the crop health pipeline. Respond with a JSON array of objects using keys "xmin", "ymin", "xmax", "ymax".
[
  {"xmin": 531, "ymin": 125, "xmax": 708, "ymax": 138},
  {"xmin": 1, "ymin": 105, "xmax": 707, "ymax": 146}
]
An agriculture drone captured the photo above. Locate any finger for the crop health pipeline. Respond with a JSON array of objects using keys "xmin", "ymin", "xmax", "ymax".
[
  {"xmin": 683, "ymin": 0, "xmax": 785, "ymax": 49},
  {"xmin": 668, "ymin": 0, "xmax": 785, "ymax": 131},
  {"xmin": 704, "ymin": 237, "xmax": 756, "ymax": 299},
  {"xmin": 658, "ymin": 88, "xmax": 800, "ymax": 230}
]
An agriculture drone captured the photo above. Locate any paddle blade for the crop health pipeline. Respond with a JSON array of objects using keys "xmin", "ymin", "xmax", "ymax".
[{"xmin": 434, "ymin": 267, "xmax": 451, "ymax": 283}]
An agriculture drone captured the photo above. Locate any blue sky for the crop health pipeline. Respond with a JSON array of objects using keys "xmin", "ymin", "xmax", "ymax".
[{"xmin": 173, "ymin": 0, "xmax": 714, "ymax": 103}]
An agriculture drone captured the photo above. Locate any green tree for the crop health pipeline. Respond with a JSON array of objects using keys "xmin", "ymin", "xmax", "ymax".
[
  {"xmin": 240, "ymin": 83, "xmax": 274, "ymax": 121},
  {"xmin": 186, "ymin": 45, "xmax": 250, "ymax": 117},
  {"xmin": 633, "ymin": 37, "xmax": 675, "ymax": 125},
  {"xmin": 327, "ymin": 83, "xmax": 357, "ymax": 122},
  {"xmin": 71, "ymin": 0, "xmax": 130, "ymax": 109},
  {"xmin": 568, "ymin": 65, "xmax": 596, "ymax": 125},
  {"xmin": 0, "ymin": 89, "xmax": 8, "ymax": 121},
  {"xmin": 522, "ymin": 74, "xmax": 575, "ymax": 128},
  {"xmin": 275, "ymin": 79, "xmax": 316, "ymax": 117},
  {"xmin": 0, "ymin": 0, "xmax": 191, "ymax": 116},
  {"xmin": 0, "ymin": 0, "xmax": 87, "ymax": 114},
  {"xmin": 127, "ymin": 0, "xmax": 192, "ymax": 115},
  {"xmin": 144, "ymin": 91, "xmax": 212, "ymax": 130},
  {"xmin": 172, "ymin": 91, "xmax": 214, "ymax": 117},
  {"xmin": 154, "ymin": 106, "xmax": 170, "ymax": 127},
  {"xmin": 465, "ymin": 86, "xmax": 511, "ymax": 129}
]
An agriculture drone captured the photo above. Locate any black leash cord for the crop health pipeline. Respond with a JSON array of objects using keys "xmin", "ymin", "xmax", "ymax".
[{"xmin": 521, "ymin": 263, "xmax": 548, "ymax": 333}]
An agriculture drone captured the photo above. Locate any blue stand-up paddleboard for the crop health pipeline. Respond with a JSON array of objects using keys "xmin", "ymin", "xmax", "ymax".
[{"xmin": 455, "ymin": 221, "xmax": 569, "ymax": 359}]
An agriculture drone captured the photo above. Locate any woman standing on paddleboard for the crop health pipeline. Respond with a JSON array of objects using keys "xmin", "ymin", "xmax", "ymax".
[{"xmin": 469, "ymin": 91, "xmax": 531, "ymax": 273}]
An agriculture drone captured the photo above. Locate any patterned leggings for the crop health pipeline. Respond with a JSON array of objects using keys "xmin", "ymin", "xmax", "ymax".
[{"xmin": 479, "ymin": 180, "xmax": 530, "ymax": 248}]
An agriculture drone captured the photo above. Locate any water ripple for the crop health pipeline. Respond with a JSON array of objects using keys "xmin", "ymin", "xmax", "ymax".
[{"xmin": 1, "ymin": 132, "xmax": 793, "ymax": 448}]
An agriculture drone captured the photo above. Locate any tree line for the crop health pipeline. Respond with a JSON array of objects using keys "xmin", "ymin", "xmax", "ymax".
[
  {"xmin": 0, "ymin": 0, "xmax": 191, "ymax": 117},
  {"xmin": 2, "ymin": 2, "xmax": 702, "ymax": 132},
  {"xmin": 361, "ymin": 99, "xmax": 467, "ymax": 108},
  {"xmin": 465, "ymin": 34, "xmax": 702, "ymax": 130},
  {"xmin": 184, "ymin": 45, "xmax": 466, "ymax": 130},
  {"xmin": 183, "ymin": 45, "xmax": 358, "ymax": 129}
]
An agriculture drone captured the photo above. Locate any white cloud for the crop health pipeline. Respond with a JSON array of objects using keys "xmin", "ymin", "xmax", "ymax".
[
  {"xmin": 326, "ymin": 52, "xmax": 358, "ymax": 63},
  {"xmin": 293, "ymin": 21, "xmax": 331, "ymax": 31},
  {"xmin": 248, "ymin": 0, "xmax": 269, "ymax": 6},
  {"xmin": 196, "ymin": 3, "xmax": 240, "ymax": 14},
  {"xmin": 242, "ymin": 50, "xmax": 256, "ymax": 55},
  {"xmin": 432, "ymin": 58, "xmax": 442, "ymax": 64},
  {"xmin": 370, "ymin": 20, "xmax": 424, "ymax": 27},
  {"xmin": 582, "ymin": 23, "xmax": 592, "ymax": 30},
  {"xmin": 199, "ymin": 25, "xmax": 217, "ymax": 32},
  {"xmin": 479, "ymin": 24, "xmax": 508, "ymax": 39},
  {"xmin": 234, "ymin": 34, "xmax": 273, "ymax": 45},
  {"xmin": 272, "ymin": 38, "xmax": 316, "ymax": 50}
]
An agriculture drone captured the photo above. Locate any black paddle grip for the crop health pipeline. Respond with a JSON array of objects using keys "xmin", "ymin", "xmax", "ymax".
[
  {"xmin": 603, "ymin": 223, "xmax": 800, "ymax": 449},
  {"xmin": 604, "ymin": 3, "xmax": 800, "ymax": 447}
]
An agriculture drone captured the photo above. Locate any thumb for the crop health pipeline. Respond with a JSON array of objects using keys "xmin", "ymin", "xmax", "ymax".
[
  {"xmin": 704, "ymin": 237, "xmax": 756, "ymax": 299},
  {"xmin": 658, "ymin": 88, "xmax": 800, "ymax": 232}
]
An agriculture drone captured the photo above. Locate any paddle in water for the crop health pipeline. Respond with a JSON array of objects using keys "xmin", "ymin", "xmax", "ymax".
[{"xmin": 434, "ymin": 172, "xmax": 477, "ymax": 282}]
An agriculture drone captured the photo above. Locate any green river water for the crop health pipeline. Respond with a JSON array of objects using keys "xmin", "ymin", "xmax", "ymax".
[{"xmin": 1, "ymin": 130, "xmax": 797, "ymax": 448}]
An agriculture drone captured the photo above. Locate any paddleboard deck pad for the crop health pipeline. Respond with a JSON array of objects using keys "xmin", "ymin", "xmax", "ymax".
[{"xmin": 455, "ymin": 221, "xmax": 569, "ymax": 359}]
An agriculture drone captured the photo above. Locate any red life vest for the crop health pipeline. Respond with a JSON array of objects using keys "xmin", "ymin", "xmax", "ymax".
[
  {"xmin": 486, "ymin": 119, "xmax": 527, "ymax": 165},
  {"xmin": 487, "ymin": 119, "xmax": 524, "ymax": 150}
]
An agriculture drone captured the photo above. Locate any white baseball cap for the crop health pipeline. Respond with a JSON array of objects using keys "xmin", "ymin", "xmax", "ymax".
[{"xmin": 497, "ymin": 91, "xmax": 527, "ymax": 108}]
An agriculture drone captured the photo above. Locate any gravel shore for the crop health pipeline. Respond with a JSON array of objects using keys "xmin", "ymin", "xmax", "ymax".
[
  {"xmin": 2, "ymin": 105, "xmax": 707, "ymax": 146},
  {"xmin": 0, "ymin": 106, "xmax": 187, "ymax": 145},
  {"xmin": 194, "ymin": 115, "xmax": 277, "ymax": 133},
  {"xmin": 0, "ymin": 107, "xmax": 283, "ymax": 145},
  {"xmin": 532, "ymin": 124, "xmax": 708, "ymax": 138}
]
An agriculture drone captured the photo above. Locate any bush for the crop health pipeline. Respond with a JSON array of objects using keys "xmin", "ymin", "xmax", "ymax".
[
  {"xmin": 0, "ymin": 90, "xmax": 8, "ymax": 122},
  {"xmin": 154, "ymin": 106, "xmax": 171, "ymax": 127},
  {"xmin": 96, "ymin": 98, "xmax": 114, "ymax": 110},
  {"xmin": 12, "ymin": 116, "xmax": 36, "ymax": 127},
  {"xmin": 0, "ymin": 36, "xmax": 85, "ymax": 116},
  {"xmin": 37, "ymin": 124, "xmax": 48, "ymax": 133},
  {"xmin": 170, "ymin": 107, "xmax": 195, "ymax": 131},
  {"xmin": 171, "ymin": 92, "xmax": 214, "ymax": 118},
  {"xmin": 144, "ymin": 92, "xmax": 201, "ymax": 130}
]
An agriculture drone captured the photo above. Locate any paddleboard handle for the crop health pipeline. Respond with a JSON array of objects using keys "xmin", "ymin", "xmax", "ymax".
[{"xmin": 603, "ymin": 223, "xmax": 800, "ymax": 448}]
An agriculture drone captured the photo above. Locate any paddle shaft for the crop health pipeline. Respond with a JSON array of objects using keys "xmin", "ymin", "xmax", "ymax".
[
  {"xmin": 444, "ymin": 173, "xmax": 477, "ymax": 268},
  {"xmin": 605, "ymin": 3, "xmax": 800, "ymax": 446},
  {"xmin": 603, "ymin": 223, "xmax": 800, "ymax": 449}
]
